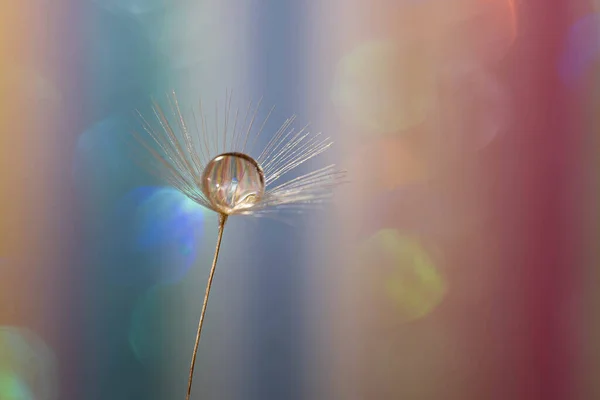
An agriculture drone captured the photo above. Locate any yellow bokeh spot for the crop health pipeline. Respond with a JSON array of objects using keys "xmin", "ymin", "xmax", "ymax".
[
  {"xmin": 331, "ymin": 41, "xmax": 436, "ymax": 136},
  {"xmin": 359, "ymin": 229, "xmax": 446, "ymax": 322}
]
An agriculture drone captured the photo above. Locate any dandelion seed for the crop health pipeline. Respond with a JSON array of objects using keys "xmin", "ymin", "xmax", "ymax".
[{"xmin": 132, "ymin": 90, "xmax": 346, "ymax": 400}]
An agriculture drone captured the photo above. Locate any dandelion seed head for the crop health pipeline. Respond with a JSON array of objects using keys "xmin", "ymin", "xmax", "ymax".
[{"xmin": 133, "ymin": 90, "xmax": 346, "ymax": 220}]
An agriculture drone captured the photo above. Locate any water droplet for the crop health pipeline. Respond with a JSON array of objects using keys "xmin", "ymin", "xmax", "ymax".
[{"xmin": 201, "ymin": 153, "xmax": 265, "ymax": 215}]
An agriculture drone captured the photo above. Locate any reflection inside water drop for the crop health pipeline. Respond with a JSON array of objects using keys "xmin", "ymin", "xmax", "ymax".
[{"xmin": 201, "ymin": 152, "xmax": 265, "ymax": 215}]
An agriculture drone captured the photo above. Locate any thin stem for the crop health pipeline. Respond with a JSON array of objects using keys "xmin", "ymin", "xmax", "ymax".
[{"xmin": 185, "ymin": 213, "xmax": 228, "ymax": 400}]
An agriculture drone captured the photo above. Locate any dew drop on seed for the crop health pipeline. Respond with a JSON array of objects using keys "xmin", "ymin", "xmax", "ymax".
[{"xmin": 201, "ymin": 152, "xmax": 265, "ymax": 215}]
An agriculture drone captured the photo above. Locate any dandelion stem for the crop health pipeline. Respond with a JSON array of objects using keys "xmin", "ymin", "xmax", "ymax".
[{"xmin": 186, "ymin": 213, "xmax": 228, "ymax": 400}]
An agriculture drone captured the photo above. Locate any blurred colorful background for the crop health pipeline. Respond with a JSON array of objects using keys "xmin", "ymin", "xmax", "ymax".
[{"xmin": 0, "ymin": 0, "xmax": 597, "ymax": 399}]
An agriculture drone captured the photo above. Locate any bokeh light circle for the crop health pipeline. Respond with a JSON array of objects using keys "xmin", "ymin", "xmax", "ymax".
[
  {"xmin": 357, "ymin": 230, "xmax": 446, "ymax": 323},
  {"xmin": 430, "ymin": 61, "xmax": 511, "ymax": 155},
  {"xmin": 559, "ymin": 14, "xmax": 600, "ymax": 86},
  {"xmin": 100, "ymin": 186, "xmax": 205, "ymax": 286},
  {"xmin": 331, "ymin": 40, "xmax": 437, "ymax": 135},
  {"xmin": 0, "ymin": 327, "xmax": 58, "ymax": 400},
  {"xmin": 73, "ymin": 116, "xmax": 146, "ymax": 204}
]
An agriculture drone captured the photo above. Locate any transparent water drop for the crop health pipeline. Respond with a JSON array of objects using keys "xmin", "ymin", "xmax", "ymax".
[{"xmin": 201, "ymin": 152, "xmax": 265, "ymax": 215}]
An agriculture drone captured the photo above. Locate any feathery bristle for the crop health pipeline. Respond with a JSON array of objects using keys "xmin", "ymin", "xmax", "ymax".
[{"xmin": 132, "ymin": 91, "xmax": 346, "ymax": 217}]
